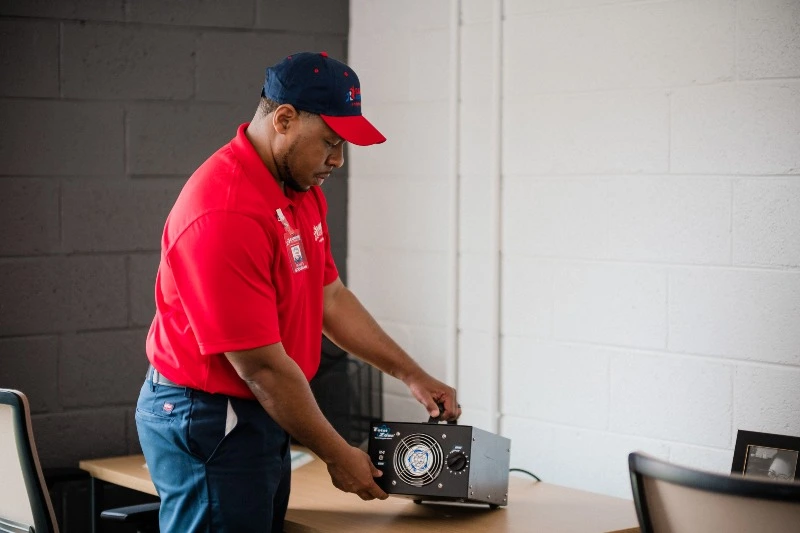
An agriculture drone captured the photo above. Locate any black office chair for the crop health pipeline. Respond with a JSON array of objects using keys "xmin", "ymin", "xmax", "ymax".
[
  {"xmin": 629, "ymin": 451, "xmax": 800, "ymax": 533},
  {"xmin": 0, "ymin": 388, "xmax": 60, "ymax": 533},
  {"xmin": 100, "ymin": 502, "xmax": 160, "ymax": 533}
]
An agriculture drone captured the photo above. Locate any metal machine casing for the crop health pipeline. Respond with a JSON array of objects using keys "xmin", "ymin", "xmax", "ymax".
[{"xmin": 368, "ymin": 420, "xmax": 511, "ymax": 507}]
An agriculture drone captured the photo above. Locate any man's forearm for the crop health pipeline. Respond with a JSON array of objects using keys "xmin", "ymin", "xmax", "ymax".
[{"xmin": 322, "ymin": 284, "xmax": 424, "ymax": 384}]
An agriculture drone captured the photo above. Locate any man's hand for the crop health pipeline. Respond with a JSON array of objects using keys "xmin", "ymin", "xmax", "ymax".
[
  {"xmin": 404, "ymin": 369, "xmax": 461, "ymax": 421},
  {"xmin": 325, "ymin": 446, "xmax": 389, "ymax": 501}
]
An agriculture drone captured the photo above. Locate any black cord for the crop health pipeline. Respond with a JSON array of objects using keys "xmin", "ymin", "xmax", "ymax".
[{"xmin": 509, "ymin": 468, "xmax": 541, "ymax": 481}]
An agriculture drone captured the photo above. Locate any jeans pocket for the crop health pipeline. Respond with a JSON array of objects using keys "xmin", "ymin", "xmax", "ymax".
[
  {"xmin": 135, "ymin": 406, "xmax": 174, "ymax": 424},
  {"xmin": 187, "ymin": 395, "xmax": 237, "ymax": 463}
]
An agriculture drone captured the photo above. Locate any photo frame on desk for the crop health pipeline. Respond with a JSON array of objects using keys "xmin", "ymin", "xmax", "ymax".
[{"xmin": 731, "ymin": 430, "xmax": 800, "ymax": 482}]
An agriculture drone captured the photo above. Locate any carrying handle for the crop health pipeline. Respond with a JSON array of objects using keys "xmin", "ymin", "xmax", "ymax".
[{"xmin": 427, "ymin": 402, "xmax": 457, "ymax": 425}]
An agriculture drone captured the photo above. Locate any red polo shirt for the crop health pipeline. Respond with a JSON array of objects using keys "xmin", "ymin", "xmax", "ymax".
[{"xmin": 145, "ymin": 123, "xmax": 339, "ymax": 399}]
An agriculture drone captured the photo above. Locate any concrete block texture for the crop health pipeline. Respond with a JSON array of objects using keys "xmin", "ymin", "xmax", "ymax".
[
  {"xmin": 553, "ymin": 262, "xmax": 667, "ymax": 349},
  {"xmin": 504, "ymin": 0, "xmax": 656, "ymax": 15},
  {"xmin": 460, "ymin": 23, "xmax": 492, "ymax": 104},
  {"xmin": 606, "ymin": 176, "xmax": 732, "ymax": 265},
  {"xmin": 350, "ymin": 0, "xmax": 449, "ymax": 34},
  {"xmin": 348, "ymin": 30, "xmax": 411, "ymax": 104},
  {"xmin": 457, "ymin": 330, "xmax": 494, "ymax": 410},
  {"xmin": 126, "ymin": 408, "xmax": 142, "ymax": 454},
  {"xmin": 349, "ymin": 176, "xmax": 450, "ymax": 252},
  {"xmin": 0, "ymin": 256, "xmax": 127, "ymax": 335},
  {"xmin": 312, "ymin": 34, "xmax": 347, "ymax": 63},
  {"xmin": 458, "ymin": 173, "xmax": 494, "ymax": 253},
  {"xmin": 0, "ymin": 0, "xmax": 124, "ymax": 21},
  {"xmin": 61, "ymin": 179, "xmax": 182, "ymax": 252},
  {"xmin": 461, "ymin": 0, "xmax": 493, "ymax": 24},
  {"xmin": 501, "ymin": 416, "xmax": 671, "ymax": 499},
  {"xmin": 0, "ymin": 178, "xmax": 60, "ymax": 256},
  {"xmin": 373, "ymin": 322, "xmax": 446, "ymax": 394},
  {"xmin": 609, "ymin": 352, "xmax": 733, "ymax": 447},
  {"xmin": 504, "ymin": 0, "xmax": 734, "ymax": 94},
  {"xmin": 668, "ymin": 443, "xmax": 735, "ymax": 475},
  {"xmin": 459, "ymin": 106, "xmax": 492, "ymax": 178},
  {"xmin": 408, "ymin": 29, "xmax": 451, "ymax": 103},
  {"xmin": 324, "ymin": 170, "xmax": 348, "ymax": 281},
  {"xmin": 129, "ymin": 253, "xmax": 160, "ymax": 327},
  {"xmin": 195, "ymin": 31, "xmax": 316, "ymax": 103},
  {"xmin": 257, "ymin": 0, "xmax": 348, "ymax": 34},
  {"xmin": 502, "ymin": 338, "xmax": 610, "ymax": 431},
  {"xmin": 668, "ymin": 268, "xmax": 800, "ymax": 365},
  {"xmin": 737, "ymin": 0, "xmax": 800, "ymax": 80},
  {"xmin": 59, "ymin": 329, "xmax": 149, "ymax": 408},
  {"xmin": 0, "ymin": 100, "xmax": 123, "ymax": 176},
  {"xmin": 347, "ymin": 248, "xmax": 449, "ymax": 327},
  {"xmin": 458, "ymin": 253, "xmax": 494, "ymax": 332},
  {"xmin": 503, "ymin": 90, "xmax": 670, "ymax": 176},
  {"xmin": 347, "ymin": 102, "xmax": 452, "ymax": 179},
  {"xmin": 0, "ymin": 19, "xmax": 59, "ymax": 97},
  {"xmin": 502, "ymin": 177, "xmax": 608, "ymax": 259},
  {"xmin": 671, "ymin": 83, "xmax": 800, "ymax": 175},
  {"xmin": 382, "ymin": 392, "xmax": 429, "ymax": 423},
  {"xmin": 61, "ymin": 22, "xmax": 195, "ymax": 100},
  {"xmin": 126, "ymin": 102, "xmax": 251, "ymax": 175},
  {"xmin": 0, "ymin": 336, "xmax": 59, "ymax": 413},
  {"xmin": 457, "ymin": 408, "xmax": 494, "ymax": 433},
  {"xmin": 734, "ymin": 365, "xmax": 800, "ymax": 438},
  {"xmin": 733, "ymin": 178, "xmax": 800, "ymax": 268},
  {"xmin": 501, "ymin": 257, "xmax": 554, "ymax": 339},
  {"xmin": 128, "ymin": 0, "xmax": 254, "ymax": 28},
  {"xmin": 32, "ymin": 408, "xmax": 129, "ymax": 468}
]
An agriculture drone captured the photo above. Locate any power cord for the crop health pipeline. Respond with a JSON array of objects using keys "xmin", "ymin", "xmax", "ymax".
[{"xmin": 509, "ymin": 468, "xmax": 541, "ymax": 481}]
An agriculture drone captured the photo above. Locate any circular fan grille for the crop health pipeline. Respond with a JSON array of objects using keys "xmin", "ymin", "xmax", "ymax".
[{"xmin": 393, "ymin": 433, "xmax": 443, "ymax": 487}]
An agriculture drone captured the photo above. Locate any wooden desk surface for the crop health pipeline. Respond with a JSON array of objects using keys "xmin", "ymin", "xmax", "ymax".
[{"xmin": 80, "ymin": 453, "xmax": 639, "ymax": 533}]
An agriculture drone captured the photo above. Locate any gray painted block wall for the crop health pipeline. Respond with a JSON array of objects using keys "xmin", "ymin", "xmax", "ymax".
[{"xmin": 0, "ymin": 0, "xmax": 350, "ymax": 468}]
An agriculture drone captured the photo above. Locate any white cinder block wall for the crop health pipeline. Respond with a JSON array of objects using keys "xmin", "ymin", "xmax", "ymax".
[{"xmin": 349, "ymin": 0, "xmax": 800, "ymax": 498}]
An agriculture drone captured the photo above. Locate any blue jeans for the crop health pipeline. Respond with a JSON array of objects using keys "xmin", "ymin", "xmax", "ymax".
[{"xmin": 136, "ymin": 380, "xmax": 291, "ymax": 532}]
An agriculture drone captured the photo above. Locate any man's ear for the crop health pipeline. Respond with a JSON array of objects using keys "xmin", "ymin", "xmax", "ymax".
[{"xmin": 272, "ymin": 104, "xmax": 298, "ymax": 135}]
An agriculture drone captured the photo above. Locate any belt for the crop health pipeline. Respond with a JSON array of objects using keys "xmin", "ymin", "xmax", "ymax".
[{"xmin": 147, "ymin": 365, "xmax": 182, "ymax": 388}]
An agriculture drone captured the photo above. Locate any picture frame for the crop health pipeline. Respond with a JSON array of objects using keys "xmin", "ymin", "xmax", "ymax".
[{"xmin": 731, "ymin": 430, "xmax": 800, "ymax": 482}]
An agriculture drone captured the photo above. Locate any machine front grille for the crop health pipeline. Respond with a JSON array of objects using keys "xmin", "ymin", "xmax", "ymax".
[{"xmin": 393, "ymin": 433, "xmax": 443, "ymax": 487}]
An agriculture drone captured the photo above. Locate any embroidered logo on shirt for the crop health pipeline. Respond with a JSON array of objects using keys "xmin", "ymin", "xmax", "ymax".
[
  {"xmin": 313, "ymin": 222, "xmax": 324, "ymax": 243},
  {"xmin": 162, "ymin": 402, "xmax": 174, "ymax": 414}
]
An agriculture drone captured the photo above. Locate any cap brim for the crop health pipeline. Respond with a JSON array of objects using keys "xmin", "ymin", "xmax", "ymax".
[{"xmin": 320, "ymin": 114, "xmax": 386, "ymax": 146}]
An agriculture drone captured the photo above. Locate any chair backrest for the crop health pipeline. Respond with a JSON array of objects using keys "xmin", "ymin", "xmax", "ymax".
[
  {"xmin": 629, "ymin": 451, "xmax": 800, "ymax": 533},
  {"xmin": 0, "ymin": 389, "xmax": 59, "ymax": 533}
]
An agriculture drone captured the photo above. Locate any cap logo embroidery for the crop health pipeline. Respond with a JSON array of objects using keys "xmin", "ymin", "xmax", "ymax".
[{"xmin": 346, "ymin": 86, "xmax": 361, "ymax": 107}]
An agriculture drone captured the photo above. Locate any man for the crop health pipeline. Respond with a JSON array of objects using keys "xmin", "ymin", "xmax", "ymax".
[{"xmin": 136, "ymin": 51, "xmax": 460, "ymax": 533}]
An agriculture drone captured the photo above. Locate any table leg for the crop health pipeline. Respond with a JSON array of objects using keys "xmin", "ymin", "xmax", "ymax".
[{"xmin": 90, "ymin": 476, "xmax": 103, "ymax": 533}]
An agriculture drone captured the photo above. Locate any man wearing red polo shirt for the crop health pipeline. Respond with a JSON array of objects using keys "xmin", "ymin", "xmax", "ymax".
[{"xmin": 135, "ymin": 52, "xmax": 460, "ymax": 533}]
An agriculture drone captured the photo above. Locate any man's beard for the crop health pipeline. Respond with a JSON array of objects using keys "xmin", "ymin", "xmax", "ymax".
[{"xmin": 277, "ymin": 140, "xmax": 305, "ymax": 192}]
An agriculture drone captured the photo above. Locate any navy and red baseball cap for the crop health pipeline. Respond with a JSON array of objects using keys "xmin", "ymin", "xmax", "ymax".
[{"xmin": 262, "ymin": 52, "xmax": 386, "ymax": 146}]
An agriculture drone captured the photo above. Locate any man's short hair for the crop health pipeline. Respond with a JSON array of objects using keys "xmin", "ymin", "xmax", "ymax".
[{"xmin": 258, "ymin": 97, "xmax": 312, "ymax": 118}]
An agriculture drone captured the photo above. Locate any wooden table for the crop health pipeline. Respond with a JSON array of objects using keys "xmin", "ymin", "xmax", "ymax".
[{"xmin": 80, "ymin": 453, "xmax": 640, "ymax": 533}]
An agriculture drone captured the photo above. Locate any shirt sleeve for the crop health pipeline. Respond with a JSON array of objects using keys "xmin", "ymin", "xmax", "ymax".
[{"xmin": 166, "ymin": 211, "xmax": 281, "ymax": 354}]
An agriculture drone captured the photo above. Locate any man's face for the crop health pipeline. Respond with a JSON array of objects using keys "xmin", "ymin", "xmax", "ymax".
[{"xmin": 276, "ymin": 113, "xmax": 345, "ymax": 192}]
